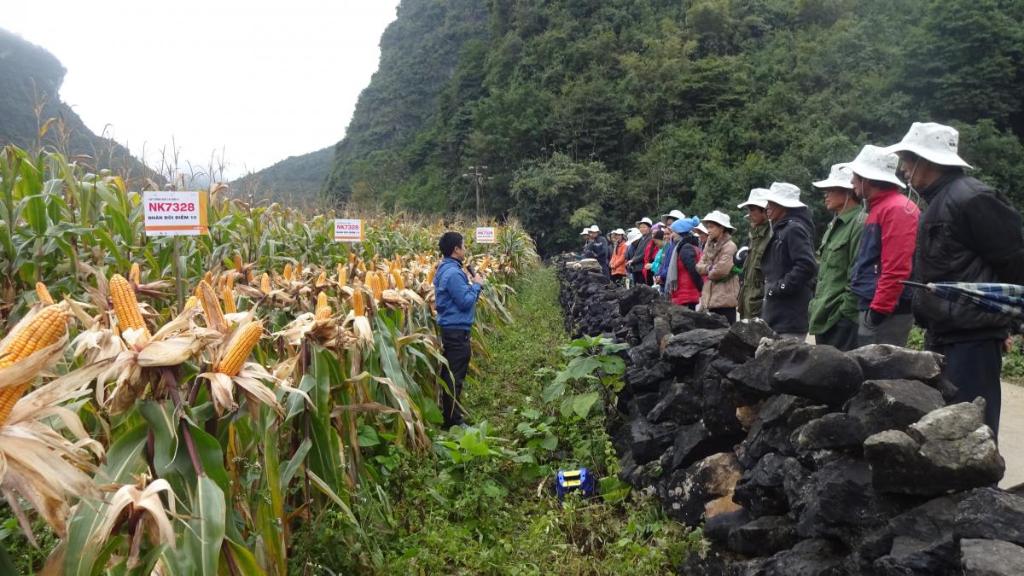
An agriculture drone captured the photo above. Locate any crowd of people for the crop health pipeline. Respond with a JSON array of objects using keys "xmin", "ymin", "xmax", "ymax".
[{"xmin": 579, "ymin": 122, "xmax": 1024, "ymax": 436}]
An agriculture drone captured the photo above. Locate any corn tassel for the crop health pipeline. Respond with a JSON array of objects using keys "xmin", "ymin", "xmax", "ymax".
[
  {"xmin": 35, "ymin": 282, "xmax": 54, "ymax": 305},
  {"xmin": 214, "ymin": 321, "xmax": 263, "ymax": 376},
  {"xmin": 0, "ymin": 305, "xmax": 68, "ymax": 423},
  {"xmin": 315, "ymin": 292, "xmax": 331, "ymax": 320},
  {"xmin": 222, "ymin": 285, "xmax": 237, "ymax": 314},
  {"xmin": 260, "ymin": 273, "xmax": 272, "ymax": 294},
  {"xmin": 110, "ymin": 274, "xmax": 149, "ymax": 337},
  {"xmin": 198, "ymin": 280, "xmax": 227, "ymax": 333}
]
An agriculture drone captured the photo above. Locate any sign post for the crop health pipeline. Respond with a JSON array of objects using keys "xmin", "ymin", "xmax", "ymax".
[
  {"xmin": 143, "ymin": 190, "xmax": 210, "ymax": 310},
  {"xmin": 475, "ymin": 226, "xmax": 496, "ymax": 244},
  {"xmin": 334, "ymin": 219, "xmax": 364, "ymax": 243}
]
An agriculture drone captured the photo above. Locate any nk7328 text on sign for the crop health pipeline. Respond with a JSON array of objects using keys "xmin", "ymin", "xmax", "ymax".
[
  {"xmin": 142, "ymin": 191, "xmax": 209, "ymax": 237},
  {"xmin": 334, "ymin": 219, "xmax": 364, "ymax": 243}
]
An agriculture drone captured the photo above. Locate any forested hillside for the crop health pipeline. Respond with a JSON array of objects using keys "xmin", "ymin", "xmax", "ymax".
[
  {"xmin": 324, "ymin": 0, "xmax": 1024, "ymax": 254},
  {"xmin": 0, "ymin": 28, "xmax": 156, "ymax": 183},
  {"xmin": 231, "ymin": 146, "xmax": 332, "ymax": 204}
]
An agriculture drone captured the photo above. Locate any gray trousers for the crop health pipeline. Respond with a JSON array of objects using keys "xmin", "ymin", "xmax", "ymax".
[{"xmin": 857, "ymin": 311, "xmax": 914, "ymax": 348}]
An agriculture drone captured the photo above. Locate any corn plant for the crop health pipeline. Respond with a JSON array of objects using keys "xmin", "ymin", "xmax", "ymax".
[{"xmin": 0, "ymin": 143, "xmax": 538, "ymax": 574}]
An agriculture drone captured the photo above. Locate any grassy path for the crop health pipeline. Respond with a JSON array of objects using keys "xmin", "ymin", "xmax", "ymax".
[{"xmin": 352, "ymin": 267, "xmax": 695, "ymax": 575}]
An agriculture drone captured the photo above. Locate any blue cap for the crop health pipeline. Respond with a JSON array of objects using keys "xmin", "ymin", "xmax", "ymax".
[{"xmin": 670, "ymin": 216, "xmax": 700, "ymax": 235}]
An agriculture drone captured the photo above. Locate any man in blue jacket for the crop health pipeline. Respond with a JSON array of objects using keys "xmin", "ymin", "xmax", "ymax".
[{"xmin": 433, "ymin": 231, "xmax": 486, "ymax": 428}]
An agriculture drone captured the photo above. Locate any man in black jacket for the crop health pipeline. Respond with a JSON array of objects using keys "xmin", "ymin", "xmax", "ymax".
[
  {"xmin": 628, "ymin": 217, "xmax": 654, "ymax": 285},
  {"xmin": 582, "ymin": 225, "xmax": 610, "ymax": 277},
  {"xmin": 760, "ymin": 182, "xmax": 818, "ymax": 340},
  {"xmin": 887, "ymin": 122, "xmax": 1024, "ymax": 435}
]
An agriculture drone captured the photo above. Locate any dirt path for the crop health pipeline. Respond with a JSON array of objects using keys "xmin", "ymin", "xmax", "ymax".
[{"xmin": 1000, "ymin": 382, "xmax": 1024, "ymax": 489}]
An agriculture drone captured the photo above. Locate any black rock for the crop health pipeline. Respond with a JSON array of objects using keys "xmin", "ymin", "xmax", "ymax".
[
  {"xmin": 864, "ymin": 401, "xmax": 1005, "ymax": 496},
  {"xmin": 627, "ymin": 416, "xmax": 677, "ymax": 464},
  {"xmin": 760, "ymin": 538, "xmax": 849, "ymax": 576},
  {"xmin": 659, "ymin": 452, "xmax": 742, "ymax": 526},
  {"xmin": 719, "ymin": 318, "xmax": 776, "ymax": 363},
  {"xmin": 852, "ymin": 494, "xmax": 961, "ymax": 573},
  {"xmin": 734, "ymin": 453, "xmax": 791, "ymax": 517},
  {"xmin": 647, "ymin": 380, "xmax": 702, "ymax": 425},
  {"xmin": 955, "ymin": 487, "xmax": 1024, "ymax": 545},
  {"xmin": 727, "ymin": 515, "xmax": 799, "ymax": 556},
  {"xmin": 618, "ymin": 284, "xmax": 660, "ymax": 316},
  {"xmin": 845, "ymin": 379, "xmax": 946, "ymax": 436},
  {"xmin": 794, "ymin": 413, "xmax": 867, "ymax": 452},
  {"xmin": 706, "ymin": 508, "xmax": 751, "ymax": 544},
  {"xmin": 794, "ymin": 456, "xmax": 910, "ymax": 544},
  {"xmin": 960, "ymin": 539, "xmax": 1024, "ymax": 575},
  {"xmin": 667, "ymin": 305, "xmax": 731, "ymax": 333},
  {"xmin": 770, "ymin": 343, "xmax": 864, "ymax": 405},
  {"xmin": 677, "ymin": 550, "xmax": 732, "ymax": 576},
  {"xmin": 846, "ymin": 344, "xmax": 943, "ymax": 382},
  {"xmin": 663, "ymin": 328, "xmax": 729, "ymax": 363},
  {"xmin": 630, "ymin": 392, "xmax": 662, "ymax": 419},
  {"xmin": 669, "ymin": 420, "xmax": 735, "ymax": 472},
  {"xmin": 739, "ymin": 395, "xmax": 830, "ymax": 467},
  {"xmin": 701, "ymin": 373, "xmax": 745, "ymax": 438},
  {"xmin": 710, "ymin": 355, "xmax": 743, "ymax": 378},
  {"xmin": 624, "ymin": 360, "xmax": 672, "ymax": 393}
]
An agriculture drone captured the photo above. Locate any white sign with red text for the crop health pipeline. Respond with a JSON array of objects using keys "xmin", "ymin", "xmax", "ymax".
[
  {"xmin": 334, "ymin": 218, "xmax": 364, "ymax": 242},
  {"xmin": 143, "ymin": 191, "xmax": 209, "ymax": 236},
  {"xmin": 475, "ymin": 227, "xmax": 496, "ymax": 244}
]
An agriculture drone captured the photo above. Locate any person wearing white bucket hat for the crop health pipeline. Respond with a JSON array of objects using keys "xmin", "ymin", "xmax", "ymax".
[
  {"xmin": 808, "ymin": 164, "xmax": 865, "ymax": 351},
  {"xmin": 888, "ymin": 122, "xmax": 1024, "ymax": 435},
  {"xmin": 696, "ymin": 210, "xmax": 740, "ymax": 323},
  {"xmin": 847, "ymin": 145, "xmax": 919, "ymax": 348},
  {"xmin": 761, "ymin": 182, "xmax": 817, "ymax": 339},
  {"xmin": 660, "ymin": 209, "xmax": 686, "ymax": 226},
  {"xmin": 737, "ymin": 188, "xmax": 772, "ymax": 319},
  {"xmin": 628, "ymin": 217, "xmax": 655, "ymax": 285},
  {"xmin": 582, "ymin": 224, "xmax": 610, "ymax": 277},
  {"xmin": 608, "ymin": 228, "xmax": 629, "ymax": 284}
]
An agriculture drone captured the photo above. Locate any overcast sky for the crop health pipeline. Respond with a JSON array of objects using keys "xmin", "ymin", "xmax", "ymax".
[{"xmin": 5, "ymin": 1, "xmax": 400, "ymax": 178}]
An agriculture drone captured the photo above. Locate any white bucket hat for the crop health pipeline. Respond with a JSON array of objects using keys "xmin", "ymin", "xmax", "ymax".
[
  {"xmin": 737, "ymin": 187, "xmax": 770, "ymax": 209},
  {"xmin": 884, "ymin": 122, "xmax": 972, "ymax": 169},
  {"xmin": 635, "ymin": 216, "xmax": 653, "ymax": 227},
  {"xmin": 695, "ymin": 223, "xmax": 709, "ymax": 235},
  {"xmin": 588, "ymin": 225, "xmax": 601, "ymax": 233},
  {"xmin": 610, "ymin": 228, "xmax": 625, "ymax": 236},
  {"xmin": 701, "ymin": 210, "xmax": 736, "ymax": 231},
  {"xmin": 580, "ymin": 228, "xmax": 589, "ymax": 236},
  {"xmin": 812, "ymin": 163, "xmax": 854, "ymax": 190},
  {"xmin": 626, "ymin": 229, "xmax": 642, "ymax": 244},
  {"xmin": 764, "ymin": 182, "xmax": 805, "ymax": 208},
  {"xmin": 847, "ymin": 145, "xmax": 905, "ymax": 188},
  {"xmin": 661, "ymin": 209, "xmax": 686, "ymax": 221}
]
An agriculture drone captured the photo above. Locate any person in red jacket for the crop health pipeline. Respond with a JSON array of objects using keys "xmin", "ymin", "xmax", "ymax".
[
  {"xmin": 848, "ymin": 144, "xmax": 920, "ymax": 347},
  {"xmin": 667, "ymin": 217, "xmax": 703, "ymax": 308}
]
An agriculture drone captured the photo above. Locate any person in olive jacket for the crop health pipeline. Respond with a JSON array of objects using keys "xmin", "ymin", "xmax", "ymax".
[
  {"xmin": 737, "ymin": 188, "xmax": 772, "ymax": 320},
  {"xmin": 887, "ymin": 122, "xmax": 1024, "ymax": 435},
  {"xmin": 761, "ymin": 182, "xmax": 818, "ymax": 340},
  {"xmin": 807, "ymin": 164, "xmax": 865, "ymax": 351}
]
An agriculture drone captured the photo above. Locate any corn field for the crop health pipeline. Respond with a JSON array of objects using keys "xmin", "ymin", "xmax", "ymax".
[{"xmin": 0, "ymin": 144, "xmax": 538, "ymax": 575}]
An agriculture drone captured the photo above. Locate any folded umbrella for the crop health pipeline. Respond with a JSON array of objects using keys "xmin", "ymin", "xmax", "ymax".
[{"xmin": 902, "ymin": 281, "xmax": 1024, "ymax": 319}]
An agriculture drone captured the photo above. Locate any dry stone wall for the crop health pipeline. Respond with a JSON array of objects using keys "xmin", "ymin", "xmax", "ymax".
[{"xmin": 557, "ymin": 259, "xmax": 1024, "ymax": 576}]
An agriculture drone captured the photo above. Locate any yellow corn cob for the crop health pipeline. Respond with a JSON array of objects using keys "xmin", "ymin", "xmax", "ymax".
[
  {"xmin": 315, "ymin": 292, "xmax": 331, "ymax": 320},
  {"xmin": 225, "ymin": 273, "xmax": 236, "ymax": 292},
  {"xmin": 110, "ymin": 274, "xmax": 149, "ymax": 337},
  {"xmin": 214, "ymin": 321, "xmax": 262, "ymax": 376},
  {"xmin": 203, "ymin": 271, "xmax": 213, "ymax": 286},
  {"xmin": 129, "ymin": 262, "xmax": 141, "ymax": 284},
  {"xmin": 35, "ymin": 282, "xmax": 54, "ymax": 305},
  {"xmin": 233, "ymin": 253, "xmax": 243, "ymax": 273},
  {"xmin": 0, "ymin": 305, "xmax": 68, "ymax": 423},
  {"xmin": 337, "ymin": 264, "xmax": 348, "ymax": 287},
  {"xmin": 246, "ymin": 269, "xmax": 255, "ymax": 284},
  {"xmin": 296, "ymin": 263, "xmax": 304, "ymax": 279},
  {"xmin": 222, "ymin": 285, "xmax": 237, "ymax": 314},
  {"xmin": 184, "ymin": 295, "xmax": 199, "ymax": 310},
  {"xmin": 260, "ymin": 273, "xmax": 271, "ymax": 294},
  {"xmin": 283, "ymin": 263, "xmax": 294, "ymax": 282},
  {"xmin": 198, "ymin": 280, "xmax": 227, "ymax": 332},
  {"xmin": 315, "ymin": 271, "xmax": 326, "ymax": 288},
  {"xmin": 391, "ymin": 271, "xmax": 405, "ymax": 291},
  {"xmin": 352, "ymin": 290, "xmax": 366, "ymax": 317},
  {"xmin": 427, "ymin": 266, "xmax": 437, "ymax": 285}
]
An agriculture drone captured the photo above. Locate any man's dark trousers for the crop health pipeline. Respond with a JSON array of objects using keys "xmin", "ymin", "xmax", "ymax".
[
  {"xmin": 930, "ymin": 339, "xmax": 1002, "ymax": 437},
  {"xmin": 440, "ymin": 327, "xmax": 472, "ymax": 427}
]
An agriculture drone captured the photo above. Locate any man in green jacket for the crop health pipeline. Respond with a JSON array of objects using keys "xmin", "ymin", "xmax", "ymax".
[
  {"xmin": 808, "ymin": 163, "xmax": 866, "ymax": 350},
  {"xmin": 737, "ymin": 188, "xmax": 772, "ymax": 319}
]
